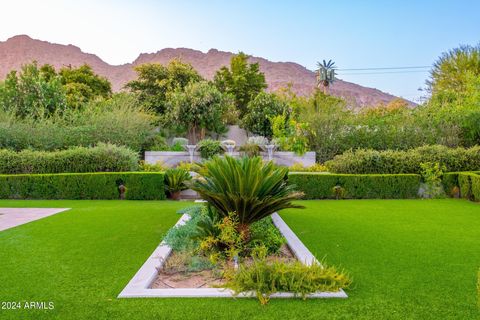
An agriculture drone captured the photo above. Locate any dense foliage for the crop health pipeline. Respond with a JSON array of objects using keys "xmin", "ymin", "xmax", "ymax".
[
  {"xmin": 0, "ymin": 62, "xmax": 67, "ymax": 118},
  {"xmin": 0, "ymin": 93, "xmax": 156, "ymax": 152},
  {"xmin": 164, "ymin": 168, "xmax": 191, "ymax": 196},
  {"xmin": 325, "ymin": 145, "xmax": 480, "ymax": 174},
  {"xmin": 0, "ymin": 143, "xmax": 138, "ymax": 174},
  {"xmin": 0, "ymin": 172, "xmax": 165, "ymax": 200},
  {"xmin": 242, "ymin": 92, "xmax": 290, "ymax": 139},
  {"xmin": 59, "ymin": 64, "xmax": 112, "ymax": 109},
  {"xmin": 0, "ymin": 62, "xmax": 111, "ymax": 118},
  {"xmin": 197, "ymin": 139, "xmax": 224, "ymax": 159},
  {"xmin": 442, "ymin": 172, "xmax": 480, "ymax": 201},
  {"xmin": 126, "ymin": 59, "xmax": 203, "ymax": 115},
  {"xmin": 428, "ymin": 44, "xmax": 480, "ymax": 94},
  {"xmin": 163, "ymin": 205, "xmax": 285, "ymax": 266},
  {"xmin": 214, "ymin": 52, "xmax": 267, "ymax": 118},
  {"xmin": 224, "ymin": 248, "xmax": 351, "ymax": 305},
  {"xmin": 191, "ymin": 156, "xmax": 304, "ymax": 225},
  {"xmin": 165, "ymin": 81, "xmax": 231, "ymax": 142},
  {"xmin": 288, "ymin": 173, "xmax": 421, "ymax": 199}
]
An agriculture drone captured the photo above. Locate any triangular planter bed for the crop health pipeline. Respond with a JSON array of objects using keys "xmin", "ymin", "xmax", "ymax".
[{"xmin": 118, "ymin": 212, "xmax": 348, "ymax": 299}]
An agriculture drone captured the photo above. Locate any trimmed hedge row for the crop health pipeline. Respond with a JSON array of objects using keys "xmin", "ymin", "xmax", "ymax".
[
  {"xmin": 288, "ymin": 173, "xmax": 421, "ymax": 199},
  {"xmin": 0, "ymin": 172, "xmax": 165, "ymax": 200},
  {"xmin": 443, "ymin": 172, "xmax": 480, "ymax": 201},
  {"xmin": 0, "ymin": 143, "xmax": 139, "ymax": 174},
  {"xmin": 325, "ymin": 145, "xmax": 480, "ymax": 174}
]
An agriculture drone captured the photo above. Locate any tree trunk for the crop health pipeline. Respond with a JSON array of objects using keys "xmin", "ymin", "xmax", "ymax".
[{"xmin": 237, "ymin": 223, "xmax": 251, "ymax": 242}]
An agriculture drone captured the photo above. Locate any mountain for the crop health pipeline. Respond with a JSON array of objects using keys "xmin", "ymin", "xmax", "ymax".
[{"xmin": 0, "ymin": 35, "xmax": 401, "ymax": 106}]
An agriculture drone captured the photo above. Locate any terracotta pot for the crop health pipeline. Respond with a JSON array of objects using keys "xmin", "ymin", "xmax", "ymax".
[{"xmin": 170, "ymin": 191, "xmax": 181, "ymax": 200}]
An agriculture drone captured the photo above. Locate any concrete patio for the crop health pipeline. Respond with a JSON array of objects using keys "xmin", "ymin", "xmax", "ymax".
[{"xmin": 0, "ymin": 208, "xmax": 70, "ymax": 231}]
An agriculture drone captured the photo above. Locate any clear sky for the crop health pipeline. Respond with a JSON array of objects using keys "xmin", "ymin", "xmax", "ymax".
[{"xmin": 1, "ymin": 0, "xmax": 479, "ymax": 102}]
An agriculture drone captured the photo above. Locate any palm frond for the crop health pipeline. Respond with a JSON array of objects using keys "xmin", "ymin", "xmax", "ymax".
[{"xmin": 189, "ymin": 156, "xmax": 304, "ymax": 224}]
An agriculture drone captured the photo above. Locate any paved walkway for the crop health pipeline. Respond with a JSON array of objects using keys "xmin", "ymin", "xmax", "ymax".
[{"xmin": 0, "ymin": 208, "xmax": 70, "ymax": 232}]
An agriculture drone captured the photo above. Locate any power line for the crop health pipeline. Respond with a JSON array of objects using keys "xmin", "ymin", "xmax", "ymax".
[
  {"xmin": 336, "ymin": 66, "xmax": 431, "ymax": 71},
  {"xmin": 337, "ymin": 70, "xmax": 430, "ymax": 75}
]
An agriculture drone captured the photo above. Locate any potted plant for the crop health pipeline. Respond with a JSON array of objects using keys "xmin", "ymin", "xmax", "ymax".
[{"xmin": 164, "ymin": 168, "xmax": 191, "ymax": 200}]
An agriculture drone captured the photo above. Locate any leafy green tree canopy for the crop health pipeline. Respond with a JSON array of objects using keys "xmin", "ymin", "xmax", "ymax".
[
  {"xmin": 126, "ymin": 59, "xmax": 203, "ymax": 114},
  {"xmin": 214, "ymin": 52, "xmax": 267, "ymax": 118},
  {"xmin": 59, "ymin": 64, "xmax": 112, "ymax": 109},
  {"xmin": 0, "ymin": 62, "xmax": 113, "ymax": 117},
  {"xmin": 165, "ymin": 81, "xmax": 231, "ymax": 143},
  {"xmin": 0, "ymin": 62, "xmax": 67, "ymax": 118},
  {"xmin": 241, "ymin": 92, "xmax": 290, "ymax": 139},
  {"xmin": 428, "ymin": 44, "xmax": 480, "ymax": 94}
]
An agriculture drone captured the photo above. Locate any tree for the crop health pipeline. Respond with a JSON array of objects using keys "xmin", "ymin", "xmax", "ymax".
[
  {"xmin": 316, "ymin": 60, "xmax": 336, "ymax": 94},
  {"xmin": 126, "ymin": 59, "xmax": 203, "ymax": 114},
  {"xmin": 0, "ymin": 62, "xmax": 114, "ymax": 117},
  {"xmin": 0, "ymin": 62, "xmax": 67, "ymax": 118},
  {"xmin": 165, "ymin": 81, "xmax": 231, "ymax": 143},
  {"xmin": 241, "ymin": 92, "xmax": 289, "ymax": 139},
  {"xmin": 214, "ymin": 52, "xmax": 267, "ymax": 118},
  {"xmin": 428, "ymin": 44, "xmax": 480, "ymax": 94},
  {"xmin": 59, "ymin": 64, "xmax": 112, "ymax": 109}
]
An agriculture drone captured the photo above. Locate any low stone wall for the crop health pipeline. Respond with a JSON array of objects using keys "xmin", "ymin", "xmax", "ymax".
[{"xmin": 144, "ymin": 151, "xmax": 316, "ymax": 167}]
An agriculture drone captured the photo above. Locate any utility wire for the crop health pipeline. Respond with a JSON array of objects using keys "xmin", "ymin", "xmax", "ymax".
[
  {"xmin": 336, "ymin": 66, "xmax": 431, "ymax": 71},
  {"xmin": 337, "ymin": 70, "xmax": 430, "ymax": 75}
]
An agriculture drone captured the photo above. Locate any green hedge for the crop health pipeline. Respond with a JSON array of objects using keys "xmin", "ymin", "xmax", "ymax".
[
  {"xmin": 326, "ymin": 145, "xmax": 480, "ymax": 174},
  {"xmin": 442, "ymin": 172, "xmax": 459, "ymax": 196},
  {"xmin": 0, "ymin": 143, "xmax": 139, "ymax": 174},
  {"xmin": 288, "ymin": 173, "xmax": 421, "ymax": 199},
  {"xmin": 0, "ymin": 172, "xmax": 165, "ymax": 200},
  {"xmin": 472, "ymin": 174, "xmax": 480, "ymax": 201},
  {"xmin": 442, "ymin": 172, "xmax": 480, "ymax": 201}
]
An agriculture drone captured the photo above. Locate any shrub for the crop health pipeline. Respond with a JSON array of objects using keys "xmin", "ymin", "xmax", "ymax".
[
  {"xmin": 248, "ymin": 217, "xmax": 285, "ymax": 255},
  {"xmin": 288, "ymin": 173, "xmax": 339, "ymax": 199},
  {"xmin": 172, "ymin": 137, "xmax": 189, "ymax": 146},
  {"xmin": 455, "ymin": 172, "xmax": 480, "ymax": 201},
  {"xmin": 472, "ymin": 174, "xmax": 480, "ymax": 201},
  {"xmin": 288, "ymin": 173, "xmax": 421, "ymax": 199},
  {"xmin": 190, "ymin": 208, "xmax": 284, "ymax": 261},
  {"xmin": 326, "ymin": 145, "xmax": 480, "ymax": 174},
  {"xmin": 198, "ymin": 212, "xmax": 246, "ymax": 262},
  {"xmin": 442, "ymin": 172, "xmax": 460, "ymax": 197},
  {"xmin": 148, "ymin": 135, "xmax": 169, "ymax": 151},
  {"xmin": 289, "ymin": 163, "xmax": 328, "ymax": 172},
  {"xmin": 191, "ymin": 156, "xmax": 304, "ymax": 225},
  {"xmin": 478, "ymin": 268, "xmax": 480, "ymax": 309},
  {"xmin": 242, "ymin": 92, "xmax": 289, "ymax": 139},
  {"xmin": 442, "ymin": 172, "xmax": 480, "ymax": 200},
  {"xmin": 198, "ymin": 139, "xmax": 224, "ymax": 159},
  {"xmin": 0, "ymin": 93, "xmax": 157, "ymax": 152},
  {"xmin": 239, "ymin": 143, "xmax": 261, "ymax": 157},
  {"xmin": 139, "ymin": 160, "xmax": 169, "ymax": 172},
  {"xmin": 271, "ymin": 115, "xmax": 309, "ymax": 155},
  {"xmin": 224, "ymin": 249, "xmax": 351, "ymax": 305},
  {"xmin": 176, "ymin": 161, "xmax": 199, "ymax": 172},
  {"xmin": 419, "ymin": 162, "xmax": 446, "ymax": 198},
  {"xmin": 0, "ymin": 172, "xmax": 165, "ymax": 200},
  {"xmin": 163, "ymin": 206, "xmax": 204, "ymax": 251},
  {"xmin": 0, "ymin": 143, "xmax": 138, "ymax": 174},
  {"xmin": 164, "ymin": 168, "xmax": 191, "ymax": 197},
  {"xmin": 458, "ymin": 173, "xmax": 474, "ymax": 200}
]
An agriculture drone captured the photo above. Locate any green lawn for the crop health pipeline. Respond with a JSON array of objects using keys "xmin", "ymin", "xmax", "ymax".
[{"xmin": 0, "ymin": 199, "xmax": 479, "ymax": 319}]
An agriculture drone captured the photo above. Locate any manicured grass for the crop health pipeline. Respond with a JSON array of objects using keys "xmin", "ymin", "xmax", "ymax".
[{"xmin": 0, "ymin": 199, "xmax": 479, "ymax": 319}]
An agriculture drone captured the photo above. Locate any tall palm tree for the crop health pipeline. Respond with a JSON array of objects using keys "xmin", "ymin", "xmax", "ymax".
[{"xmin": 316, "ymin": 60, "xmax": 336, "ymax": 94}]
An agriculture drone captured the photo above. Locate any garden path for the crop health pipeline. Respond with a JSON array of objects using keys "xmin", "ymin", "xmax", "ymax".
[{"xmin": 0, "ymin": 208, "xmax": 69, "ymax": 231}]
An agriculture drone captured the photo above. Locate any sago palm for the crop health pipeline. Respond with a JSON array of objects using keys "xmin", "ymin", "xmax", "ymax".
[{"xmin": 190, "ymin": 156, "xmax": 304, "ymax": 227}]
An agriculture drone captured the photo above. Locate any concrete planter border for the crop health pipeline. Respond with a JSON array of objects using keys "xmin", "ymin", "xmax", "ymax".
[{"xmin": 118, "ymin": 212, "xmax": 347, "ymax": 299}]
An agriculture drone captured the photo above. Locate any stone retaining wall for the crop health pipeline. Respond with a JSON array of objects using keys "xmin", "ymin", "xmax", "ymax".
[{"xmin": 144, "ymin": 151, "xmax": 316, "ymax": 167}]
